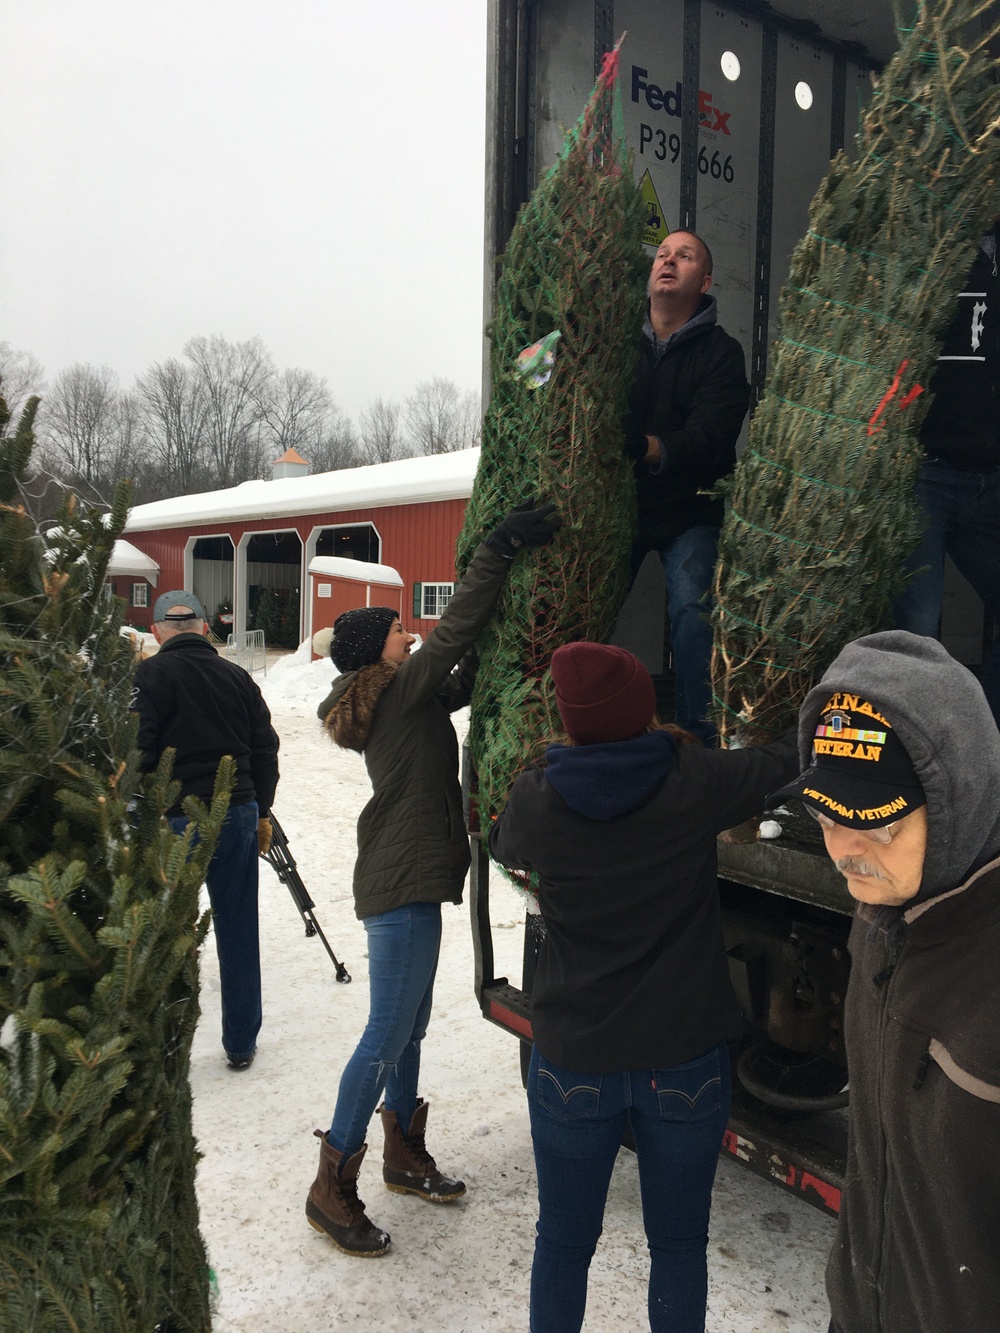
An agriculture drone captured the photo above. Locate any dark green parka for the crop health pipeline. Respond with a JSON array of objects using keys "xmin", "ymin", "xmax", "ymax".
[{"xmin": 318, "ymin": 543, "xmax": 510, "ymax": 920}]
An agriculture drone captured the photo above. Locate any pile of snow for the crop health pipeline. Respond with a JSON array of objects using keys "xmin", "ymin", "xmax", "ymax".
[{"xmin": 261, "ymin": 641, "xmax": 336, "ymax": 718}]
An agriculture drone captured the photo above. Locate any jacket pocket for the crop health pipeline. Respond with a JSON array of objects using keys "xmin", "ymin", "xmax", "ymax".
[
  {"xmin": 533, "ymin": 1055, "xmax": 603, "ymax": 1122},
  {"xmin": 929, "ymin": 1038, "xmax": 1000, "ymax": 1103},
  {"xmin": 653, "ymin": 1046, "xmax": 723, "ymax": 1123}
]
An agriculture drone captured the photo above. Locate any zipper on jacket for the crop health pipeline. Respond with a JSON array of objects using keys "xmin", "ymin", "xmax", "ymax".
[
  {"xmin": 869, "ymin": 943, "xmax": 901, "ymax": 1327},
  {"xmin": 871, "ymin": 936, "xmax": 911, "ymax": 1330}
]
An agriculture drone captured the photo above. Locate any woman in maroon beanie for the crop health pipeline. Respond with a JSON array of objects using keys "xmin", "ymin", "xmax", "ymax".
[{"xmin": 490, "ymin": 641, "xmax": 798, "ymax": 1333}]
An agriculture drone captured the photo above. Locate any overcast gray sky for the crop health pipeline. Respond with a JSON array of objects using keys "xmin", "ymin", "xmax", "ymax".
[{"xmin": 1, "ymin": 1, "xmax": 488, "ymax": 423}]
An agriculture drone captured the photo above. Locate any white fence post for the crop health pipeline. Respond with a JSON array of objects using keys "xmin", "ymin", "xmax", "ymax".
[{"xmin": 225, "ymin": 629, "xmax": 266, "ymax": 675}]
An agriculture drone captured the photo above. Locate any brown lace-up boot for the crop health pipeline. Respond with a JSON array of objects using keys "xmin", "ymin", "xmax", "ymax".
[
  {"xmin": 379, "ymin": 1099, "xmax": 466, "ymax": 1203},
  {"xmin": 305, "ymin": 1131, "xmax": 391, "ymax": 1256}
]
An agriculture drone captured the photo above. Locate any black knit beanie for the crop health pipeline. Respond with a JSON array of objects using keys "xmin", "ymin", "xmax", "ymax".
[{"xmin": 330, "ymin": 606, "xmax": 399, "ymax": 672}]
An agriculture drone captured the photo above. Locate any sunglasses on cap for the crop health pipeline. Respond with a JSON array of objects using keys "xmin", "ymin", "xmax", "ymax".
[{"xmin": 805, "ymin": 805, "xmax": 900, "ymax": 845}]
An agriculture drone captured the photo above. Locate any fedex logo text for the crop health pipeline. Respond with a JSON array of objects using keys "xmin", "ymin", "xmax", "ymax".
[{"xmin": 631, "ymin": 66, "xmax": 732, "ymax": 135}]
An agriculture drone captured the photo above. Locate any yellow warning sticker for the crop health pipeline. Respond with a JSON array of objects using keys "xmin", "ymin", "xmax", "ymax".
[{"xmin": 639, "ymin": 169, "xmax": 668, "ymax": 248}]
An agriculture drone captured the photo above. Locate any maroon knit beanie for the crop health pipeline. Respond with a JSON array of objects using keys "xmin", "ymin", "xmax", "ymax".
[{"xmin": 550, "ymin": 642, "xmax": 656, "ymax": 745}]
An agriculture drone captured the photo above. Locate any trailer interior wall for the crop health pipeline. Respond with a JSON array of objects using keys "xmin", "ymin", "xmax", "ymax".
[
  {"xmin": 483, "ymin": 0, "xmax": 997, "ymax": 662},
  {"xmin": 486, "ymin": 0, "xmax": 886, "ymax": 400}
]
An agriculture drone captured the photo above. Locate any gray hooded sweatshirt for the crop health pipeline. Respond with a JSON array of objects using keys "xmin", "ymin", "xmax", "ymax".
[{"xmin": 799, "ymin": 633, "xmax": 1000, "ymax": 1333}]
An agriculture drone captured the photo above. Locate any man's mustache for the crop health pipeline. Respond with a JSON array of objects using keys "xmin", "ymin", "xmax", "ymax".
[{"xmin": 835, "ymin": 856, "xmax": 888, "ymax": 880}]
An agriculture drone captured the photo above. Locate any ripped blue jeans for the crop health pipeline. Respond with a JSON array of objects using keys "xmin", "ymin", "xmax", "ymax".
[
  {"xmin": 328, "ymin": 902, "xmax": 442, "ymax": 1157},
  {"xmin": 528, "ymin": 1042, "xmax": 731, "ymax": 1333}
]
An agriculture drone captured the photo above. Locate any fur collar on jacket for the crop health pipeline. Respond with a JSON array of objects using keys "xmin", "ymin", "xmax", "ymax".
[{"xmin": 322, "ymin": 661, "xmax": 398, "ymax": 752}]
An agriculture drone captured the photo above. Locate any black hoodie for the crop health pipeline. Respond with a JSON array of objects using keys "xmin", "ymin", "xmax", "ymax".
[
  {"xmin": 793, "ymin": 633, "xmax": 1000, "ymax": 1333},
  {"xmin": 489, "ymin": 728, "xmax": 798, "ymax": 1072},
  {"xmin": 919, "ymin": 224, "xmax": 1000, "ymax": 471},
  {"xmin": 626, "ymin": 294, "xmax": 751, "ymax": 549}
]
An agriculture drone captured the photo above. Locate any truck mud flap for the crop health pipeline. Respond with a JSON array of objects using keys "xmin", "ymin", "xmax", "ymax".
[{"xmin": 723, "ymin": 1089, "xmax": 845, "ymax": 1216}]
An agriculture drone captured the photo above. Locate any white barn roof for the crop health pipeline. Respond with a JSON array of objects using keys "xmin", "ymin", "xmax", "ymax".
[
  {"xmin": 307, "ymin": 557, "xmax": 403, "ymax": 587},
  {"xmin": 108, "ymin": 538, "xmax": 161, "ymax": 583},
  {"xmin": 125, "ymin": 448, "xmax": 480, "ymax": 533}
]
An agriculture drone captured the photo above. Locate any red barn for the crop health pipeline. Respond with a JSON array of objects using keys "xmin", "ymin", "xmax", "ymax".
[{"xmin": 116, "ymin": 450, "xmax": 478, "ymax": 646}]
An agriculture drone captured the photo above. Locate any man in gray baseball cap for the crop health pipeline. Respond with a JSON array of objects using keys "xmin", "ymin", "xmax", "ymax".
[
  {"xmin": 150, "ymin": 588, "xmax": 208, "ymax": 623},
  {"xmin": 134, "ymin": 591, "xmax": 279, "ymax": 1070}
]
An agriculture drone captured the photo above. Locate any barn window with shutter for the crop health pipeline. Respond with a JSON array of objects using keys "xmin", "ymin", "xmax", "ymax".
[{"xmin": 418, "ymin": 583, "xmax": 454, "ymax": 619}]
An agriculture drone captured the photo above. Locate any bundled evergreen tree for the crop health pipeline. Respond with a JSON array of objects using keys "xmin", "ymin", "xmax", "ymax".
[
  {"xmin": 712, "ymin": 0, "xmax": 1000, "ymax": 742},
  {"xmin": 0, "ymin": 387, "xmax": 225, "ymax": 1330},
  {"xmin": 457, "ymin": 44, "xmax": 647, "ymax": 832},
  {"xmin": 250, "ymin": 586, "xmax": 281, "ymax": 648}
]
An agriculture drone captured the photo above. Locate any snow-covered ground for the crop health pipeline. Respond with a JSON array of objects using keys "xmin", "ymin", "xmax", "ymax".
[{"xmin": 188, "ymin": 647, "xmax": 836, "ymax": 1332}]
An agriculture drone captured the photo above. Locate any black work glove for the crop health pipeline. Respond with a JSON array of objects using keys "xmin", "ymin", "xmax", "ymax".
[
  {"xmin": 624, "ymin": 432, "xmax": 664, "ymax": 465},
  {"xmin": 485, "ymin": 499, "xmax": 562, "ymax": 560},
  {"xmin": 623, "ymin": 431, "xmax": 650, "ymax": 461}
]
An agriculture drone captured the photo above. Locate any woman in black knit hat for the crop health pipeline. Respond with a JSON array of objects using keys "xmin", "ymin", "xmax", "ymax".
[
  {"xmin": 305, "ymin": 501, "xmax": 560, "ymax": 1258},
  {"xmin": 490, "ymin": 641, "xmax": 799, "ymax": 1333}
]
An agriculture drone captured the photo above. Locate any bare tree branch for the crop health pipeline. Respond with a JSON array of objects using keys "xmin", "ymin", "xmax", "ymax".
[
  {"xmin": 36, "ymin": 363, "xmax": 120, "ymax": 486},
  {"xmin": 0, "ymin": 342, "xmax": 45, "ymax": 422},
  {"xmin": 358, "ymin": 396, "xmax": 411, "ymax": 463},
  {"xmin": 185, "ymin": 334, "xmax": 273, "ymax": 486},
  {"xmin": 308, "ymin": 405, "xmax": 364, "ymax": 472},
  {"xmin": 135, "ymin": 358, "xmax": 210, "ymax": 494},
  {"xmin": 260, "ymin": 367, "xmax": 329, "ymax": 459},
  {"xmin": 405, "ymin": 377, "xmax": 482, "ymax": 453}
]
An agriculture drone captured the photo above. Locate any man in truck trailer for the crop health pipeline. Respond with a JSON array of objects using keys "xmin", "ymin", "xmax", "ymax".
[
  {"xmin": 892, "ymin": 222, "xmax": 1000, "ymax": 730},
  {"xmin": 624, "ymin": 230, "xmax": 750, "ymax": 744},
  {"xmin": 771, "ymin": 630, "xmax": 1000, "ymax": 1333}
]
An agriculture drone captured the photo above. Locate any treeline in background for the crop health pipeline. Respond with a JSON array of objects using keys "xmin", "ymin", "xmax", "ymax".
[{"xmin": 0, "ymin": 337, "xmax": 481, "ymax": 518}]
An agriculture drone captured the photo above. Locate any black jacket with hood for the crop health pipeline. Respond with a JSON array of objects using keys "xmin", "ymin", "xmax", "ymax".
[
  {"xmin": 489, "ymin": 728, "xmax": 798, "ymax": 1072},
  {"xmin": 317, "ymin": 543, "xmax": 510, "ymax": 921},
  {"xmin": 795, "ymin": 633, "xmax": 1000, "ymax": 1333},
  {"xmin": 626, "ymin": 294, "xmax": 750, "ymax": 550}
]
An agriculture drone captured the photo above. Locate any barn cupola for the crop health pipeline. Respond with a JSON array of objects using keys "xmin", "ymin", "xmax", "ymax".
[{"xmin": 271, "ymin": 447, "xmax": 310, "ymax": 480}]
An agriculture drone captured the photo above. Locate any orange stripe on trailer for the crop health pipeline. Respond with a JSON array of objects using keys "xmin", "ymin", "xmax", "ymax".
[
  {"xmin": 800, "ymin": 1172, "xmax": 842, "ymax": 1213},
  {"xmin": 488, "ymin": 1001, "xmax": 533, "ymax": 1041}
]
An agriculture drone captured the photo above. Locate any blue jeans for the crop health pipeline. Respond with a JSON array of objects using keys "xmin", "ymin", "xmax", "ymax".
[
  {"xmin": 527, "ymin": 1042, "xmax": 732, "ymax": 1333},
  {"xmin": 892, "ymin": 459, "xmax": 1000, "ymax": 727},
  {"xmin": 660, "ymin": 525, "xmax": 720, "ymax": 745},
  {"xmin": 329, "ymin": 902, "xmax": 442, "ymax": 1157},
  {"xmin": 170, "ymin": 800, "xmax": 261, "ymax": 1058}
]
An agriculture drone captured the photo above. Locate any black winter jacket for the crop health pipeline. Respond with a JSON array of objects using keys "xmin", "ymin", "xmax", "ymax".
[
  {"xmin": 827, "ymin": 864, "xmax": 1000, "ymax": 1333},
  {"xmin": 489, "ymin": 729, "xmax": 798, "ymax": 1072},
  {"xmin": 626, "ymin": 295, "xmax": 750, "ymax": 549},
  {"xmin": 317, "ymin": 543, "xmax": 510, "ymax": 921},
  {"xmin": 920, "ymin": 224, "xmax": 1000, "ymax": 470},
  {"xmin": 133, "ymin": 634, "xmax": 280, "ymax": 816}
]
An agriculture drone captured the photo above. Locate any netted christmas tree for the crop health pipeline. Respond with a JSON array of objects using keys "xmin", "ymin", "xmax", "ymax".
[
  {"xmin": 0, "ymin": 386, "xmax": 227, "ymax": 1331},
  {"xmin": 712, "ymin": 0, "xmax": 1000, "ymax": 743},
  {"xmin": 457, "ymin": 44, "xmax": 647, "ymax": 830}
]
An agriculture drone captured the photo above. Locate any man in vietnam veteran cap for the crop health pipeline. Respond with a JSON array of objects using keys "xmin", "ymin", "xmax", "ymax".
[{"xmin": 771, "ymin": 630, "xmax": 1000, "ymax": 1333}]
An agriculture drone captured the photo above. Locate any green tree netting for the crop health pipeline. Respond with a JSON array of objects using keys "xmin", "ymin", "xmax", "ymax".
[
  {"xmin": 457, "ymin": 45, "xmax": 647, "ymax": 839},
  {"xmin": 0, "ymin": 389, "xmax": 222, "ymax": 1331},
  {"xmin": 712, "ymin": 0, "xmax": 1000, "ymax": 743}
]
